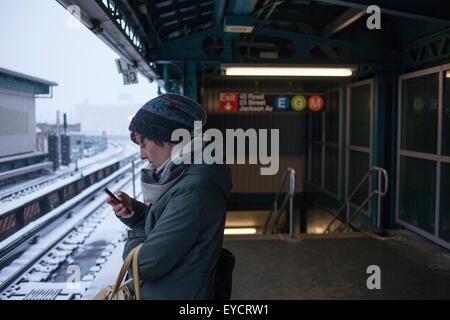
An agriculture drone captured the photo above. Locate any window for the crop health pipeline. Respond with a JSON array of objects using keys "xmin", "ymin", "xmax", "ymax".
[
  {"xmin": 348, "ymin": 150, "xmax": 370, "ymax": 207},
  {"xmin": 397, "ymin": 66, "xmax": 450, "ymax": 247},
  {"xmin": 324, "ymin": 145, "xmax": 339, "ymax": 194},
  {"xmin": 311, "ymin": 111, "xmax": 322, "ymax": 142},
  {"xmin": 347, "ymin": 80, "xmax": 372, "ymax": 213},
  {"xmin": 398, "ymin": 156, "xmax": 436, "ymax": 234},
  {"xmin": 325, "ymin": 91, "xmax": 339, "ymax": 143},
  {"xmin": 311, "ymin": 143, "xmax": 322, "ymax": 187},
  {"xmin": 349, "ymin": 84, "xmax": 371, "ymax": 148},
  {"xmin": 401, "ymin": 73, "xmax": 438, "ymax": 154},
  {"xmin": 306, "ymin": 90, "xmax": 341, "ymax": 197}
]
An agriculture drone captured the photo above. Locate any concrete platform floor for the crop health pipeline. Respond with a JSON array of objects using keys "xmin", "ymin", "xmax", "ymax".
[{"xmin": 223, "ymin": 231, "xmax": 450, "ymax": 299}]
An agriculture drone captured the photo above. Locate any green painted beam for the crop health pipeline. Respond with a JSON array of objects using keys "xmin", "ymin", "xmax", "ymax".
[
  {"xmin": 150, "ymin": 26, "xmax": 404, "ymax": 64},
  {"xmin": 253, "ymin": 27, "xmax": 402, "ymax": 58},
  {"xmin": 312, "ymin": 0, "xmax": 450, "ymax": 24},
  {"xmin": 214, "ymin": 0, "xmax": 227, "ymax": 26},
  {"xmin": 231, "ymin": 0, "xmax": 258, "ymax": 14},
  {"xmin": 388, "ymin": 76, "xmax": 399, "ymax": 229},
  {"xmin": 119, "ymin": 0, "xmax": 156, "ymax": 48},
  {"xmin": 96, "ymin": 0, "xmax": 147, "ymax": 54}
]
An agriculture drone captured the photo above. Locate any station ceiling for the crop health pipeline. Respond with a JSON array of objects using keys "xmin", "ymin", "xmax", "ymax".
[{"xmin": 56, "ymin": 0, "xmax": 450, "ymax": 88}]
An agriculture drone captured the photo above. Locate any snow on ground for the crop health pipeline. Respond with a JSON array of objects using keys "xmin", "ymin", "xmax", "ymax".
[
  {"xmin": 0, "ymin": 160, "xmax": 145, "ymax": 254},
  {"xmin": 0, "ymin": 141, "xmax": 125, "ymax": 200},
  {"xmin": 0, "ymin": 141, "xmax": 138, "ymax": 216},
  {"xmin": 0, "ymin": 169, "xmax": 142, "ymax": 285}
]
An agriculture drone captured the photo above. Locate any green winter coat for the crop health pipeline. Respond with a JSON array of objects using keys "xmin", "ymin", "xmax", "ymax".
[{"xmin": 119, "ymin": 163, "xmax": 232, "ymax": 299}]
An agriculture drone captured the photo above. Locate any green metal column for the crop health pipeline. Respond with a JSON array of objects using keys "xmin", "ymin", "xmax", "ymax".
[
  {"xmin": 163, "ymin": 64, "xmax": 170, "ymax": 93},
  {"xmin": 183, "ymin": 61, "xmax": 198, "ymax": 101},
  {"xmin": 389, "ymin": 76, "xmax": 399, "ymax": 230}
]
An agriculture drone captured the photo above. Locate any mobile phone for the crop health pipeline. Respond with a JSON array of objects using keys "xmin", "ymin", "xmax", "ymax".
[{"xmin": 103, "ymin": 187, "xmax": 121, "ymax": 204}]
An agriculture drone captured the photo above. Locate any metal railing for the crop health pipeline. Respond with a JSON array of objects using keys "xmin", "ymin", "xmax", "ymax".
[
  {"xmin": 263, "ymin": 167, "xmax": 296, "ymax": 237},
  {"xmin": 323, "ymin": 166, "xmax": 389, "ymax": 234}
]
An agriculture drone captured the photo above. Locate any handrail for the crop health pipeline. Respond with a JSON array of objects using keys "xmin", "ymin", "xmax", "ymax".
[
  {"xmin": 263, "ymin": 167, "xmax": 296, "ymax": 237},
  {"xmin": 323, "ymin": 166, "xmax": 388, "ymax": 234}
]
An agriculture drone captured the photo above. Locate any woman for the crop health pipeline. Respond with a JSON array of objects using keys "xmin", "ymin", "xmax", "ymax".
[{"xmin": 106, "ymin": 93, "xmax": 232, "ymax": 299}]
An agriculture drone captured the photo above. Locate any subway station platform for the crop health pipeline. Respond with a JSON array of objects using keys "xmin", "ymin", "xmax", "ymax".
[
  {"xmin": 224, "ymin": 231, "xmax": 450, "ymax": 300},
  {"xmin": 84, "ymin": 230, "xmax": 450, "ymax": 300},
  {"xmin": 3, "ymin": 0, "xmax": 450, "ymax": 302}
]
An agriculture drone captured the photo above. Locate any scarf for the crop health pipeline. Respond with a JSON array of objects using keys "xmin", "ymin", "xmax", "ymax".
[{"xmin": 140, "ymin": 135, "xmax": 205, "ymax": 205}]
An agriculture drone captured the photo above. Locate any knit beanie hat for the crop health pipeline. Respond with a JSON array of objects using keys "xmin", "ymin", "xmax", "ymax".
[{"xmin": 129, "ymin": 93, "xmax": 207, "ymax": 143}]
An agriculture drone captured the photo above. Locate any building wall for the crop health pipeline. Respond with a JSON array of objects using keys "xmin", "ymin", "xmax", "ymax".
[
  {"xmin": 0, "ymin": 87, "xmax": 36, "ymax": 157},
  {"xmin": 206, "ymin": 113, "xmax": 306, "ymax": 193}
]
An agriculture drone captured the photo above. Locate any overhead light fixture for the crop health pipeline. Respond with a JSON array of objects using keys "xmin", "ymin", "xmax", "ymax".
[
  {"xmin": 224, "ymin": 228, "xmax": 257, "ymax": 235},
  {"xmin": 224, "ymin": 16, "xmax": 255, "ymax": 33},
  {"xmin": 223, "ymin": 66, "xmax": 353, "ymax": 77},
  {"xmin": 446, "ymin": 70, "xmax": 450, "ymax": 78}
]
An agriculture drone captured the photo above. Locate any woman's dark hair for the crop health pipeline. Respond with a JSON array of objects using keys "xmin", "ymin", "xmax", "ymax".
[{"xmin": 130, "ymin": 131, "xmax": 164, "ymax": 147}]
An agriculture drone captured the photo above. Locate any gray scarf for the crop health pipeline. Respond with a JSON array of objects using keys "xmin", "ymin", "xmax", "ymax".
[
  {"xmin": 140, "ymin": 161, "xmax": 187, "ymax": 205},
  {"xmin": 140, "ymin": 136, "xmax": 204, "ymax": 205}
]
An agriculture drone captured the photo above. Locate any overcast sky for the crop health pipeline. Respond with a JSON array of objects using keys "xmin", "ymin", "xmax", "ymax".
[{"xmin": 0, "ymin": 0, "xmax": 157, "ymax": 126}]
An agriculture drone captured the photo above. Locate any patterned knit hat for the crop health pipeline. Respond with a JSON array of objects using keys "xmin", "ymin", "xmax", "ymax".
[{"xmin": 129, "ymin": 93, "xmax": 207, "ymax": 143}]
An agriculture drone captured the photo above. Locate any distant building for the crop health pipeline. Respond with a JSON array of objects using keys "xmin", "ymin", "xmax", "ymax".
[
  {"xmin": 36, "ymin": 122, "xmax": 81, "ymax": 154},
  {"xmin": 0, "ymin": 67, "xmax": 57, "ymax": 183},
  {"xmin": 0, "ymin": 67, "xmax": 57, "ymax": 158},
  {"xmin": 37, "ymin": 122, "xmax": 82, "ymax": 135}
]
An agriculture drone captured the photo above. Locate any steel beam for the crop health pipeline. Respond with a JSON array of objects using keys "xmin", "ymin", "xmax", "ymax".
[
  {"xmin": 252, "ymin": 27, "xmax": 403, "ymax": 59},
  {"xmin": 213, "ymin": 0, "xmax": 227, "ymax": 26},
  {"xmin": 150, "ymin": 26, "xmax": 403, "ymax": 64},
  {"xmin": 55, "ymin": 0, "xmax": 162, "ymax": 85},
  {"xmin": 119, "ymin": 0, "xmax": 157, "ymax": 48},
  {"xmin": 231, "ymin": 0, "xmax": 258, "ymax": 14},
  {"xmin": 403, "ymin": 27, "xmax": 450, "ymax": 67},
  {"xmin": 322, "ymin": 8, "xmax": 365, "ymax": 37},
  {"xmin": 312, "ymin": 0, "xmax": 450, "ymax": 24}
]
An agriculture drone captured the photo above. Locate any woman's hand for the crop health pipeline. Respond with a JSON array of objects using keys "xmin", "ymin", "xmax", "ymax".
[{"xmin": 105, "ymin": 191, "xmax": 135, "ymax": 219}]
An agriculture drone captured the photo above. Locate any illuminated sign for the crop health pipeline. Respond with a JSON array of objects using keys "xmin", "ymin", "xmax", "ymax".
[
  {"xmin": 291, "ymin": 95, "xmax": 307, "ymax": 111},
  {"xmin": 308, "ymin": 95, "xmax": 324, "ymax": 112},
  {"xmin": 274, "ymin": 96, "xmax": 290, "ymax": 111},
  {"xmin": 219, "ymin": 93, "xmax": 324, "ymax": 112},
  {"xmin": 220, "ymin": 92, "xmax": 239, "ymax": 112}
]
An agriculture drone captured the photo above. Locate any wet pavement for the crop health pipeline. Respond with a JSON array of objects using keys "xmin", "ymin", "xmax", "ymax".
[{"xmin": 224, "ymin": 231, "xmax": 450, "ymax": 299}]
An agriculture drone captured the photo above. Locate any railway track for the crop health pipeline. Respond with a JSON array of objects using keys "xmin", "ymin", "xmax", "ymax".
[
  {"xmin": 0, "ymin": 142, "xmax": 127, "ymax": 202},
  {"xmin": 0, "ymin": 161, "xmax": 144, "ymax": 298}
]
